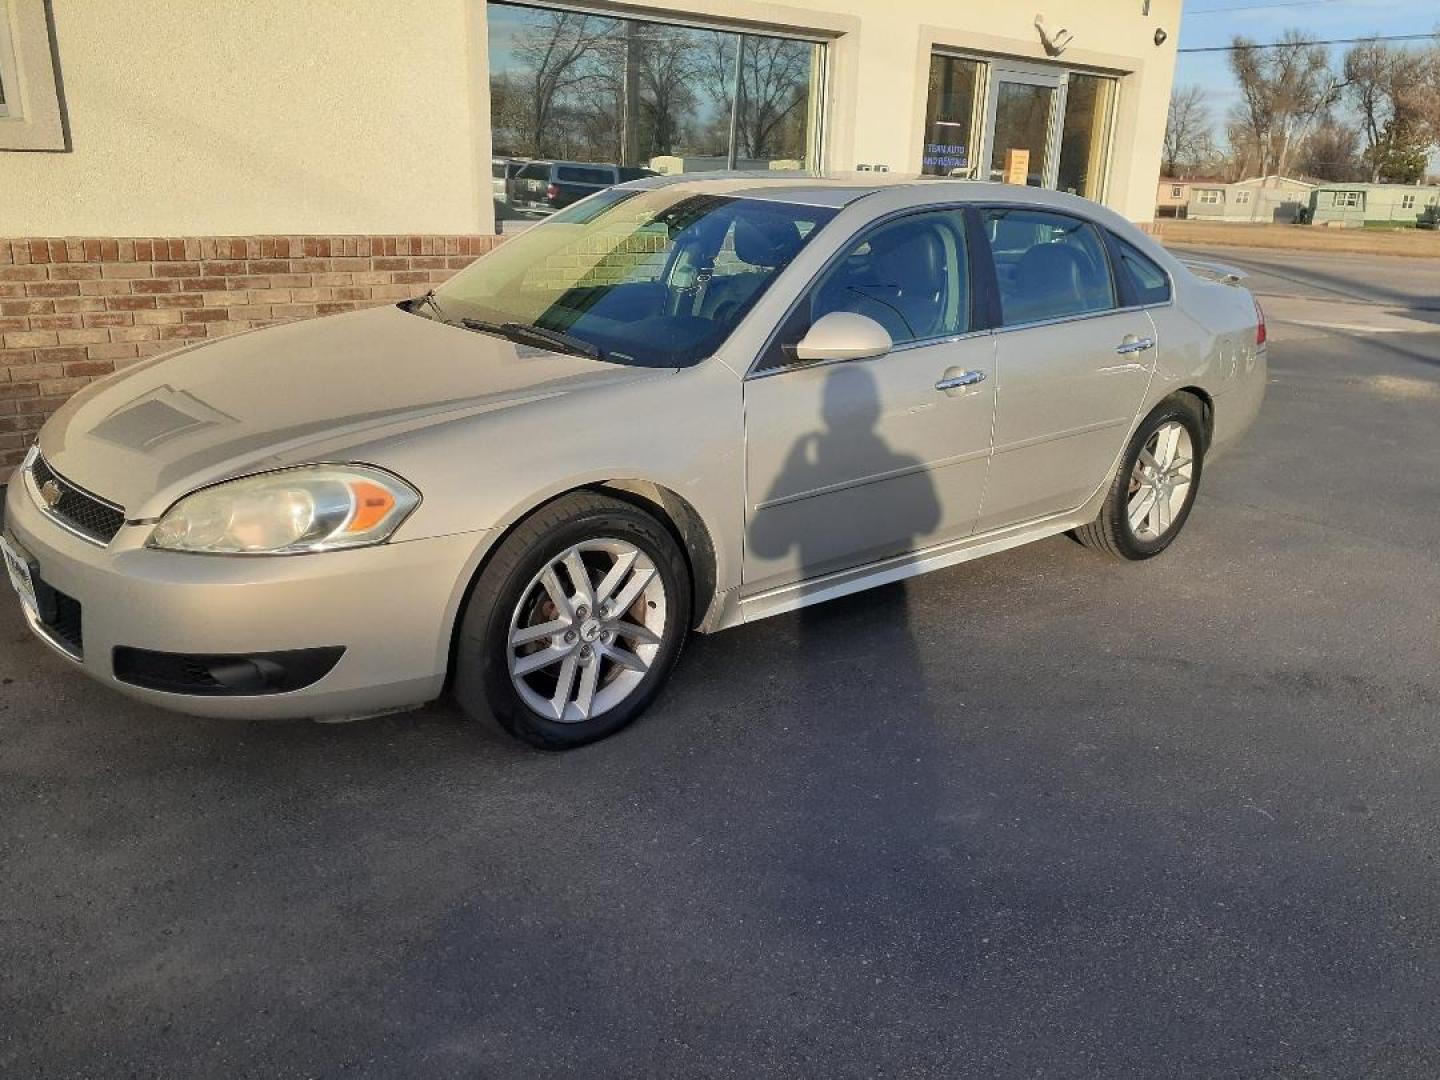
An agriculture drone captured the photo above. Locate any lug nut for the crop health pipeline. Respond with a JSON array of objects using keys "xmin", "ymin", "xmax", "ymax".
[
  {"xmin": 564, "ymin": 630, "xmax": 577, "ymax": 643},
  {"xmin": 576, "ymin": 605, "xmax": 590, "ymax": 620},
  {"xmin": 580, "ymin": 645, "xmax": 592, "ymax": 658}
]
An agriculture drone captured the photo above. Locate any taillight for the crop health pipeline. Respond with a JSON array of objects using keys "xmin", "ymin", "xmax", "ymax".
[
  {"xmin": 546, "ymin": 183, "xmax": 559, "ymax": 201},
  {"xmin": 1254, "ymin": 298, "xmax": 1267, "ymax": 346}
]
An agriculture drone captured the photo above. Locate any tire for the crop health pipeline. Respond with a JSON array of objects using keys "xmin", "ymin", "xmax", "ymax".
[
  {"xmin": 453, "ymin": 491, "xmax": 691, "ymax": 750},
  {"xmin": 1072, "ymin": 395, "xmax": 1206, "ymax": 561}
]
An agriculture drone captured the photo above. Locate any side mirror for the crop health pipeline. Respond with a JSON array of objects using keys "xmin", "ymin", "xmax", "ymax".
[{"xmin": 791, "ymin": 312, "xmax": 892, "ymax": 363}]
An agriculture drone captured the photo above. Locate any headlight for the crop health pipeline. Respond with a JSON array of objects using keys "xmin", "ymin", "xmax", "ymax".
[{"xmin": 147, "ymin": 465, "xmax": 420, "ymax": 554}]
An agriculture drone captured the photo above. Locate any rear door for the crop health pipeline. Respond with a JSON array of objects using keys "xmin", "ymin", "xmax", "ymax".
[{"xmin": 975, "ymin": 206, "xmax": 1155, "ymax": 532}]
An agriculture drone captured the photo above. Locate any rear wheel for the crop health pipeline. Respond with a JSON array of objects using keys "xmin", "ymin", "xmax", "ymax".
[
  {"xmin": 453, "ymin": 492, "xmax": 690, "ymax": 749},
  {"xmin": 1073, "ymin": 396, "xmax": 1206, "ymax": 560}
]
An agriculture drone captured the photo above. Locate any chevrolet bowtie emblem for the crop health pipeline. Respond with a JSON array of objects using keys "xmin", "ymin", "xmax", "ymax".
[{"xmin": 39, "ymin": 479, "xmax": 62, "ymax": 508}]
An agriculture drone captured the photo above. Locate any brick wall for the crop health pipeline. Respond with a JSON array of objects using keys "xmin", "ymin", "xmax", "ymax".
[{"xmin": 0, "ymin": 235, "xmax": 506, "ymax": 467}]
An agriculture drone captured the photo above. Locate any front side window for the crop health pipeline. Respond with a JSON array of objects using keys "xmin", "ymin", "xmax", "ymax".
[
  {"xmin": 432, "ymin": 188, "xmax": 834, "ymax": 368},
  {"xmin": 1113, "ymin": 238, "xmax": 1171, "ymax": 306},
  {"xmin": 760, "ymin": 210, "xmax": 971, "ymax": 371},
  {"xmin": 983, "ymin": 207, "xmax": 1115, "ymax": 325}
]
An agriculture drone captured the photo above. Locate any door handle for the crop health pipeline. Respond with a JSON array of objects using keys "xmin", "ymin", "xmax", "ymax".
[
  {"xmin": 1115, "ymin": 337, "xmax": 1155, "ymax": 355},
  {"xmin": 935, "ymin": 370, "xmax": 986, "ymax": 392}
]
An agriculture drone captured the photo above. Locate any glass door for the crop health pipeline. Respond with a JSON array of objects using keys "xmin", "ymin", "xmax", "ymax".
[{"xmin": 982, "ymin": 66, "xmax": 1063, "ymax": 187}]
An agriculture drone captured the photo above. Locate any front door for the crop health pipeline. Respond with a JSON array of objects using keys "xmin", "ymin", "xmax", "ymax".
[
  {"xmin": 743, "ymin": 209, "xmax": 996, "ymax": 594},
  {"xmin": 974, "ymin": 205, "xmax": 1155, "ymax": 532}
]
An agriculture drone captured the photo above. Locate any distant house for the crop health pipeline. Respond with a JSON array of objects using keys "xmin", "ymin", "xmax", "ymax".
[
  {"xmin": 1186, "ymin": 176, "xmax": 1315, "ymax": 224},
  {"xmin": 1307, "ymin": 183, "xmax": 1440, "ymax": 226},
  {"xmin": 1155, "ymin": 178, "xmax": 1193, "ymax": 218}
]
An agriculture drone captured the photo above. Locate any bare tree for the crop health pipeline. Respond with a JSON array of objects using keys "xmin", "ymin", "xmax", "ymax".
[
  {"xmin": 511, "ymin": 11, "xmax": 613, "ymax": 157},
  {"xmin": 1341, "ymin": 38, "xmax": 1437, "ymax": 182},
  {"xmin": 1229, "ymin": 31, "xmax": 1340, "ymax": 178},
  {"xmin": 700, "ymin": 33, "xmax": 814, "ymax": 162},
  {"xmin": 1296, "ymin": 118, "xmax": 1364, "ymax": 181},
  {"xmin": 636, "ymin": 27, "xmax": 702, "ymax": 158},
  {"xmin": 1163, "ymin": 85, "xmax": 1215, "ymax": 176}
]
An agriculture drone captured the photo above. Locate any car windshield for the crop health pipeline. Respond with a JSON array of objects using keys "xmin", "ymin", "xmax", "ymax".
[{"xmin": 430, "ymin": 189, "xmax": 837, "ymax": 367}]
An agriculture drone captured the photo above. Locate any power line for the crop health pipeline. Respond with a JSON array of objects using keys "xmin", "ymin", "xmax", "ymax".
[
  {"xmin": 1188, "ymin": 0, "xmax": 1350, "ymax": 16},
  {"xmin": 1179, "ymin": 32, "xmax": 1438, "ymax": 53}
]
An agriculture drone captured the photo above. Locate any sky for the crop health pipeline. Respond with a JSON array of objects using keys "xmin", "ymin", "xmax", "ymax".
[{"xmin": 1174, "ymin": 0, "xmax": 1440, "ymax": 125}]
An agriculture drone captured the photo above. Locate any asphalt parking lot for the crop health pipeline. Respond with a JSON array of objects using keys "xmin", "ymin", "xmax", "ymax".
[{"xmin": 3, "ymin": 246, "xmax": 1440, "ymax": 1078}]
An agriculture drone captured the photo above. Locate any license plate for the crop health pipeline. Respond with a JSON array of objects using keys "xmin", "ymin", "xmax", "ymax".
[{"xmin": 0, "ymin": 535, "xmax": 38, "ymax": 619}]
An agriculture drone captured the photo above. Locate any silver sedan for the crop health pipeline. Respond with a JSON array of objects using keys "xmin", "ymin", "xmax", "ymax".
[{"xmin": 2, "ymin": 176, "xmax": 1265, "ymax": 748}]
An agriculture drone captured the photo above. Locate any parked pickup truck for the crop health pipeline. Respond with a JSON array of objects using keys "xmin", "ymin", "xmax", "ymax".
[{"xmin": 509, "ymin": 161, "xmax": 658, "ymax": 214}]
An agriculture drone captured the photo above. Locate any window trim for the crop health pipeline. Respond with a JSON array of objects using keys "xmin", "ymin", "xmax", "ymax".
[
  {"xmin": 0, "ymin": 0, "xmax": 67, "ymax": 151},
  {"xmin": 746, "ymin": 200, "xmax": 1171, "ymax": 380}
]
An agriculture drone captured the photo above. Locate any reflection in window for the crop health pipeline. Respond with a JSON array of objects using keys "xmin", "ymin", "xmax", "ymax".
[
  {"xmin": 1056, "ymin": 73, "xmax": 1116, "ymax": 201},
  {"xmin": 922, "ymin": 56, "xmax": 982, "ymax": 177},
  {"xmin": 487, "ymin": 2, "xmax": 822, "ymax": 182},
  {"xmin": 988, "ymin": 81, "xmax": 1055, "ymax": 186}
]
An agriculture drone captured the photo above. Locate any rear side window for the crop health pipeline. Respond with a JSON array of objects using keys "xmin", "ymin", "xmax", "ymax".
[
  {"xmin": 516, "ymin": 163, "xmax": 550, "ymax": 182},
  {"xmin": 556, "ymin": 166, "xmax": 615, "ymax": 185},
  {"xmin": 1113, "ymin": 238, "xmax": 1172, "ymax": 305},
  {"xmin": 982, "ymin": 208, "xmax": 1116, "ymax": 326}
]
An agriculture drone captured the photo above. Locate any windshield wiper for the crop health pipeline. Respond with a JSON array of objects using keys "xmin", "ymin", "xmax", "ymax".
[
  {"xmin": 459, "ymin": 318, "xmax": 603, "ymax": 361},
  {"xmin": 411, "ymin": 289, "xmax": 451, "ymax": 323}
]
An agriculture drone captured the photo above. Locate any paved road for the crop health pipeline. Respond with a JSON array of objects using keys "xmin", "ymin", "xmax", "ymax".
[{"xmin": 4, "ymin": 249, "xmax": 1440, "ymax": 1078}]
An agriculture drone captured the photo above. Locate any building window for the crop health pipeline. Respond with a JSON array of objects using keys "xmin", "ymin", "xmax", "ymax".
[
  {"xmin": 1401, "ymin": 194, "xmax": 1416, "ymax": 209},
  {"xmin": 1056, "ymin": 73, "xmax": 1117, "ymax": 200},
  {"xmin": 1234, "ymin": 190, "xmax": 1251, "ymax": 205},
  {"xmin": 921, "ymin": 55, "xmax": 982, "ymax": 177},
  {"xmin": 487, "ymin": 1, "xmax": 824, "ymax": 189},
  {"xmin": 1171, "ymin": 185, "xmax": 1182, "ymax": 198},
  {"xmin": 921, "ymin": 53, "xmax": 1116, "ymax": 198},
  {"xmin": 0, "ymin": 0, "xmax": 66, "ymax": 149},
  {"xmin": 1334, "ymin": 191, "xmax": 1362, "ymax": 208},
  {"xmin": 1197, "ymin": 190, "xmax": 1221, "ymax": 205}
]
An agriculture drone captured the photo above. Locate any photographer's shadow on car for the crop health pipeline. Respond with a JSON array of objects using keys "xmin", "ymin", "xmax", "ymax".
[{"xmin": 748, "ymin": 362, "xmax": 940, "ymax": 709}]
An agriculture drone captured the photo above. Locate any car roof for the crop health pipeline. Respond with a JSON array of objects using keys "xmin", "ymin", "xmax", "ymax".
[{"xmin": 622, "ymin": 171, "xmax": 1094, "ymax": 211}]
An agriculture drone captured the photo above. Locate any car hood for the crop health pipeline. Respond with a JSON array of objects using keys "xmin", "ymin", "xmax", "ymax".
[{"xmin": 37, "ymin": 305, "xmax": 662, "ymax": 515}]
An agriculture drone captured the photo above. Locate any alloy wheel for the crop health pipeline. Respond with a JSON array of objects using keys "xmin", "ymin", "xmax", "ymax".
[
  {"xmin": 506, "ymin": 539, "xmax": 668, "ymax": 723},
  {"xmin": 1127, "ymin": 420, "xmax": 1194, "ymax": 542}
]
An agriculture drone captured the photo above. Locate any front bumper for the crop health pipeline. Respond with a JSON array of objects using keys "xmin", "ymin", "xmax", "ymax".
[{"xmin": 4, "ymin": 479, "xmax": 489, "ymax": 720}]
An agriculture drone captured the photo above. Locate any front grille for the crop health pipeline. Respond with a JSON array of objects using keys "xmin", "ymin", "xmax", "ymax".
[{"xmin": 28, "ymin": 455, "xmax": 127, "ymax": 544}]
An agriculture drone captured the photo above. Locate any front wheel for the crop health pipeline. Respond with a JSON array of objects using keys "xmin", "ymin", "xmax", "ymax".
[
  {"xmin": 453, "ymin": 492, "xmax": 691, "ymax": 749},
  {"xmin": 1073, "ymin": 396, "xmax": 1206, "ymax": 560}
]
